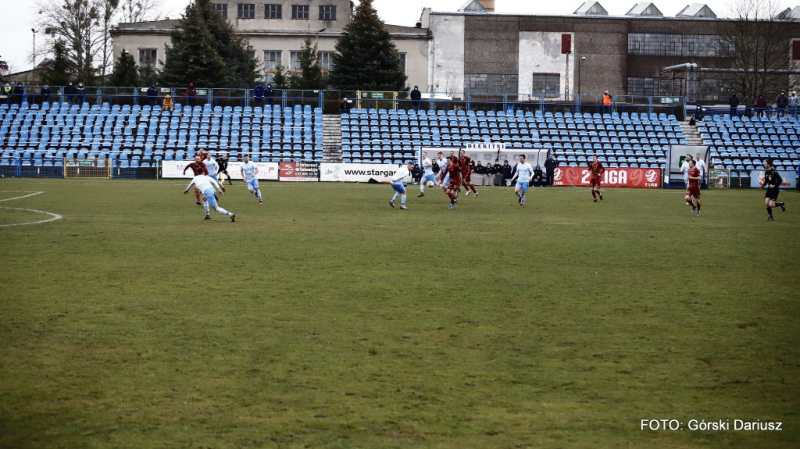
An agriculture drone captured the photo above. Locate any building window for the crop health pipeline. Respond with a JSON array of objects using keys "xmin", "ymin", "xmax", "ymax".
[
  {"xmin": 292, "ymin": 5, "xmax": 309, "ymax": 19},
  {"xmin": 265, "ymin": 4, "xmax": 282, "ymax": 19},
  {"xmin": 264, "ymin": 51, "xmax": 282, "ymax": 71},
  {"xmin": 250, "ymin": 50, "xmax": 257, "ymax": 61},
  {"xmin": 318, "ymin": 51, "xmax": 332, "ymax": 71},
  {"xmin": 628, "ymin": 33, "xmax": 729, "ymax": 57},
  {"xmin": 399, "ymin": 53, "xmax": 407, "ymax": 73},
  {"xmin": 290, "ymin": 51, "xmax": 302, "ymax": 71},
  {"xmin": 212, "ymin": 3, "xmax": 228, "ymax": 18},
  {"xmin": 531, "ymin": 73, "xmax": 560, "ymax": 98},
  {"xmin": 319, "ymin": 5, "xmax": 336, "ymax": 20},
  {"xmin": 237, "ymin": 3, "xmax": 255, "ymax": 19},
  {"xmin": 139, "ymin": 49, "xmax": 157, "ymax": 68},
  {"xmin": 793, "ymin": 41, "xmax": 800, "ymax": 60}
]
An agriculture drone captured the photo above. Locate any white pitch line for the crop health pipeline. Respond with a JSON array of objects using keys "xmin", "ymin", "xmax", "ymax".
[
  {"xmin": 0, "ymin": 207, "xmax": 63, "ymax": 228},
  {"xmin": 0, "ymin": 191, "xmax": 63, "ymax": 227},
  {"xmin": 0, "ymin": 191, "xmax": 44, "ymax": 202}
]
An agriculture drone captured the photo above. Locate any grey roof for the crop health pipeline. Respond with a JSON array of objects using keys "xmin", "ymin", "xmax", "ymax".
[
  {"xmin": 574, "ymin": 1, "xmax": 609, "ymax": 16},
  {"xmin": 458, "ymin": 0, "xmax": 488, "ymax": 12},
  {"xmin": 676, "ymin": 3, "xmax": 716, "ymax": 18},
  {"xmin": 115, "ymin": 19, "xmax": 180, "ymax": 30},
  {"xmin": 626, "ymin": 2, "xmax": 663, "ymax": 17},
  {"xmin": 785, "ymin": 6, "xmax": 800, "ymax": 20}
]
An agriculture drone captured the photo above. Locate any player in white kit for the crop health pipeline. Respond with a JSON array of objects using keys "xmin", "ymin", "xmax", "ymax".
[
  {"xmin": 417, "ymin": 151, "xmax": 439, "ymax": 197},
  {"xmin": 510, "ymin": 155, "xmax": 534, "ymax": 208},
  {"xmin": 240, "ymin": 155, "xmax": 263, "ymax": 205},
  {"xmin": 183, "ymin": 174, "xmax": 236, "ymax": 221}
]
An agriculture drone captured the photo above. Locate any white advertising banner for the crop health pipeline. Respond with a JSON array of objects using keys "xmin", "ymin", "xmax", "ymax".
[
  {"xmin": 319, "ymin": 163, "xmax": 401, "ymax": 183},
  {"xmin": 162, "ymin": 160, "xmax": 279, "ymax": 180}
]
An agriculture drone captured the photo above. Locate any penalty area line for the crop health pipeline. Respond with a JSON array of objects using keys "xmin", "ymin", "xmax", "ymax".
[{"xmin": 0, "ymin": 191, "xmax": 44, "ymax": 202}]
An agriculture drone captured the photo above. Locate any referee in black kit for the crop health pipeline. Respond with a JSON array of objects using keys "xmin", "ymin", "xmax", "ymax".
[
  {"xmin": 763, "ymin": 159, "xmax": 786, "ymax": 221},
  {"xmin": 218, "ymin": 153, "xmax": 233, "ymax": 185}
]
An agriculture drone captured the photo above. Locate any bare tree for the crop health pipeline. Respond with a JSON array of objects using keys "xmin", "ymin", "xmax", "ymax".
[
  {"xmin": 721, "ymin": 0, "xmax": 794, "ymax": 97},
  {"xmin": 119, "ymin": 0, "xmax": 163, "ymax": 23},
  {"xmin": 34, "ymin": 0, "xmax": 101, "ymax": 83},
  {"xmin": 98, "ymin": 0, "xmax": 120, "ymax": 82}
]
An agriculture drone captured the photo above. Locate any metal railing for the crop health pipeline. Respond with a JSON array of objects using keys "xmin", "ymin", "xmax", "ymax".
[{"xmin": 2, "ymin": 85, "xmax": 688, "ymax": 117}]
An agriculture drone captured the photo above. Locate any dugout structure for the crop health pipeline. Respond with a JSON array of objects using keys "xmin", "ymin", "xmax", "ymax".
[
  {"xmin": 64, "ymin": 158, "xmax": 112, "ymax": 179},
  {"xmin": 663, "ymin": 145, "xmax": 709, "ymax": 189}
]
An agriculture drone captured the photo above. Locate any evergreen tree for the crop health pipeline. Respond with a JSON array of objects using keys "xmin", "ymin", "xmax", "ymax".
[
  {"xmin": 108, "ymin": 50, "xmax": 140, "ymax": 86},
  {"xmin": 289, "ymin": 36, "xmax": 324, "ymax": 89},
  {"xmin": 328, "ymin": 0, "xmax": 406, "ymax": 91},
  {"xmin": 38, "ymin": 40, "xmax": 75, "ymax": 86},
  {"xmin": 159, "ymin": 0, "xmax": 257, "ymax": 87},
  {"xmin": 272, "ymin": 64, "xmax": 288, "ymax": 89}
]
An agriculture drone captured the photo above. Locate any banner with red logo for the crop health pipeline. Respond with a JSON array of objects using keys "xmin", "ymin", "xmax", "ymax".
[
  {"xmin": 553, "ymin": 167, "xmax": 661, "ymax": 188},
  {"xmin": 279, "ymin": 162, "xmax": 319, "ymax": 182}
]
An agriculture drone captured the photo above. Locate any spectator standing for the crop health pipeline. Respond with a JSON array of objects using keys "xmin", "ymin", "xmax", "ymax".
[
  {"xmin": 789, "ymin": 91, "xmax": 798, "ymax": 118},
  {"xmin": 756, "ymin": 94, "xmax": 767, "ymax": 117},
  {"xmin": 533, "ymin": 164, "xmax": 544, "ymax": 187},
  {"xmin": 340, "ymin": 97, "xmax": 350, "ymax": 114},
  {"xmin": 40, "ymin": 84, "xmax": 50, "ymax": 104},
  {"xmin": 602, "ymin": 90, "xmax": 612, "ymax": 115},
  {"xmin": 162, "ymin": 94, "xmax": 174, "ymax": 112},
  {"xmin": 743, "ymin": 92, "xmax": 754, "ymax": 118},
  {"xmin": 728, "ymin": 92, "xmax": 739, "ymax": 117},
  {"xmin": 147, "ymin": 82, "xmax": 158, "ymax": 106},
  {"xmin": 253, "ymin": 81, "xmax": 265, "ymax": 107},
  {"xmin": 2, "ymin": 83, "xmax": 10, "ymax": 105},
  {"xmin": 265, "ymin": 84, "xmax": 275, "ymax": 106},
  {"xmin": 544, "ymin": 154, "xmax": 557, "ymax": 186},
  {"xmin": 492, "ymin": 159, "xmax": 502, "ymax": 185},
  {"xmin": 64, "ymin": 81, "xmax": 76, "ymax": 105},
  {"xmin": 76, "ymin": 82, "xmax": 86, "ymax": 105},
  {"xmin": 410, "ymin": 85, "xmax": 422, "ymax": 111},
  {"xmin": 776, "ymin": 91, "xmax": 788, "ymax": 117},
  {"xmin": 13, "ymin": 83, "xmax": 24, "ymax": 105},
  {"xmin": 501, "ymin": 160, "xmax": 513, "ymax": 186},
  {"xmin": 187, "ymin": 82, "xmax": 197, "ymax": 107}
]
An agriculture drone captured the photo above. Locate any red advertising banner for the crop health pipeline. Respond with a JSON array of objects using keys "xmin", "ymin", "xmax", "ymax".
[
  {"xmin": 279, "ymin": 162, "xmax": 319, "ymax": 182},
  {"xmin": 553, "ymin": 167, "xmax": 661, "ymax": 188}
]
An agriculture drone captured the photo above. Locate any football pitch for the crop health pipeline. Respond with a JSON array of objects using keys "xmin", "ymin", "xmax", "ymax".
[{"xmin": 0, "ymin": 179, "xmax": 798, "ymax": 448}]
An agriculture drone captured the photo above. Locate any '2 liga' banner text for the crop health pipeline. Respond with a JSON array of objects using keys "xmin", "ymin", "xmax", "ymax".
[
  {"xmin": 162, "ymin": 160, "xmax": 279, "ymax": 180},
  {"xmin": 554, "ymin": 167, "xmax": 661, "ymax": 188}
]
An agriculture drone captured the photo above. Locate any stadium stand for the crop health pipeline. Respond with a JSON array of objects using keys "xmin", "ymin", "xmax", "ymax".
[
  {"xmin": 697, "ymin": 114, "xmax": 800, "ymax": 172},
  {"xmin": 0, "ymin": 102, "xmax": 324, "ymax": 168},
  {"xmin": 341, "ymin": 108, "xmax": 684, "ymax": 168},
  {"xmin": 13, "ymin": 100, "xmax": 798, "ymax": 173}
]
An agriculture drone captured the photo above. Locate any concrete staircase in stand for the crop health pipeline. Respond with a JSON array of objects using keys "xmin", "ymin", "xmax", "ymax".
[
  {"xmin": 322, "ymin": 115, "xmax": 342, "ymax": 163},
  {"xmin": 678, "ymin": 120, "xmax": 704, "ymax": 146}
]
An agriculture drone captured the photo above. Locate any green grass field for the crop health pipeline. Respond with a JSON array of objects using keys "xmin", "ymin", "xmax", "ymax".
[{"xmin": 0, "ymin": 179, "xmax": 798, "ymax": 448}]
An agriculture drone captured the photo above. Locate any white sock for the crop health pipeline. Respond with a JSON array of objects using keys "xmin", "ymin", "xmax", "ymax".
[
  {"xmin": 216, "ymin": 207, "xmax": 230, "ymax": 215},
  {"xmin": 420, "ymin": 183, "xmax": 425, "ymax": 193},
  {"xmin": 203, "ymin": 201, "xmax": 210, "ymax": 214},
  {"xmin": 391, "ymin": 193, "xmax": 399, "ymax": 202},
  {"xmin": 401, "ymin": 194, "xmax": 407, "ymax": 205}
]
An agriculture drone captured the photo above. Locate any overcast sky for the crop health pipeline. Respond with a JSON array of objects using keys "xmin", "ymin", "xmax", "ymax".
[{"xmin": 0, "ymin": 0, "xmax": 765, "ymax": 73}]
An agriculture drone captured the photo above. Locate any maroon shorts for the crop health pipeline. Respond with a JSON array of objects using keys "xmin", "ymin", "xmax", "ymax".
[
  {"xmin": 687, "ymin": 185, "xmax": 701, "ymax": 198},
  {"xmin": 461, "ymin": 172, "xmax": 471, "ymax": 184},
  {"xmin": 448, "ymin": 181, "xmax": 461, "ymax": 192},
  {"xmin": 590, "ymin": 178, "xmax": 601, "ymax": 188}
]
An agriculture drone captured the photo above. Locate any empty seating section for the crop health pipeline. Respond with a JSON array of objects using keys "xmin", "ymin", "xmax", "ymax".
[
  {"xmin": 698, "ymin": 115, "xmax": 800, "ymax": 172},
  {"xmin": 0, "ymin": 102, "xmax": 324, "ymax": 166},
  {"xmin": 341, "ymin": 108, "xmax": 683, "ymax": 167}
]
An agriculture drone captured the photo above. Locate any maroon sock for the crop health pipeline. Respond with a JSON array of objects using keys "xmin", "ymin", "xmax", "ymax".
[
  {"xmin": 697, "ymin": 203, "xmax": 701, "ymax": 211},
  {"xmin": 686, "ymin": 198, "xmax": 694, "ymax": 206},
  {"xmin": 592, "ymin": 191, "xmax": 596, "ymax": 199},
  {"xmin": 471, "ymin": 185, "xmax": 477, "ymax": 194}
]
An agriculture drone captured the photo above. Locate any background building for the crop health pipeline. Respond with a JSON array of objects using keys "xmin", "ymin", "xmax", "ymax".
[
  {"xmin": 111, "ymin": 0, "xmax": 429, "ymax": 89},
  {"xmin": 424, "ymin": 1, "xmax": 800, "ymax": 102}
]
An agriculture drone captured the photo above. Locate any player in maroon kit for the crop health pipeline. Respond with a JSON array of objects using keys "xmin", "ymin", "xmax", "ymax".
[
  {"xmin": 445, "ymin": 156, "xmax": 463, "ymax": 210},
  {"xmin": 685, "ymin": 160, "xmax": 702, "ymax": 216},
  {"xmin": 183, "ymin": 155, "xmax": 208, "ymax": 205},
  {"xmin": 589, "ymin": 155, "xmax": 604, "ymax": 202},
  {"xmin": 458, "ymin": 149, "xmax": 479, "ymax": 197},
  {"xmin": 196, "ymin": 148, "xmax": 208, "ymax": 162}
]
